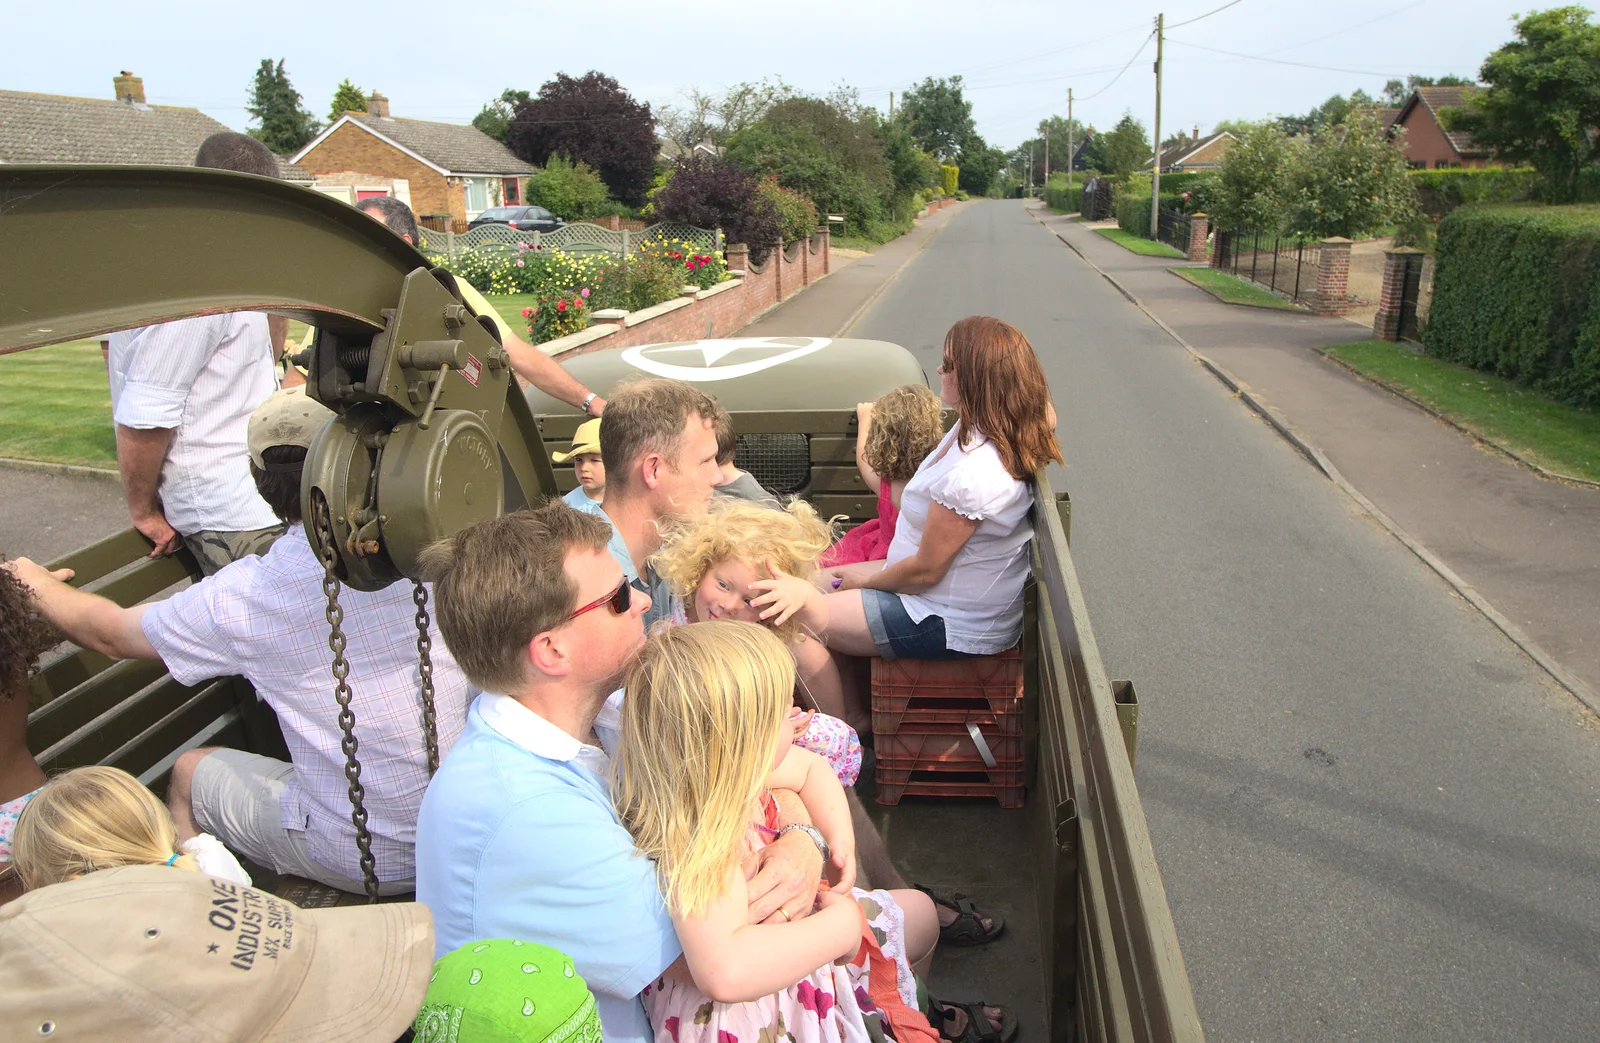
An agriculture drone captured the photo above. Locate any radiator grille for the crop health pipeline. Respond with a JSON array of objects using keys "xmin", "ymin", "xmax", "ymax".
[{"xmin": 735, "ymin": 433, "xmax": 810, "ymax": 495}]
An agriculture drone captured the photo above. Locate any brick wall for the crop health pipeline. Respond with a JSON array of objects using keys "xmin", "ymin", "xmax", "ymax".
[
  {"xmin": 296, "ymin": 123, "xmax": 459, "ymax": 221},
  {"xmin": 1313, "ymin": 237, "xmax": 1352, "ymax": 317}
]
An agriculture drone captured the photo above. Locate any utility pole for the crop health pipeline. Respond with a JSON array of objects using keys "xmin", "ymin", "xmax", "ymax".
[
  {"xmin": 1028, "ymin": 146, "xmax": 1034, "ymax": 198},
  {"xmin": 1044, "ymin": 124, "xmax": 1050, "ymax": 184},
  {"xmin": 1150, "ymin": 12, "xmax": 1164, "ymax": 240},
  {"xmin": 889, "ymin": 91, "xmax": 895, "ymax": 120},
  {"xmin": 1066, "ymin": 88, "xmax": 1075, "ymax": 191}
]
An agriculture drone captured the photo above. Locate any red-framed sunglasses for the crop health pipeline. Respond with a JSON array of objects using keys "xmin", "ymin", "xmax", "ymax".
[{"xmin": 561, "ymin": 577, "xmax": 632, "ymax": 624}]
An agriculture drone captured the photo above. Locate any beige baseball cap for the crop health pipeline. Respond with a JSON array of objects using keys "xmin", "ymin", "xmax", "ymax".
[
  {"xmin": 249, "ymin": 386, "xmax": 335, "ymax": 470},
  {"xmin": 0, "ymin": 864, "xmax": 434, "ymax": 1043},
  {"xmin": 551, "ymin": 417, "xmax": 602, "ymax": 463}
]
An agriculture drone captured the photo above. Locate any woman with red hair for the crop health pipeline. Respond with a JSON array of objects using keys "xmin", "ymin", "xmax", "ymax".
[{"xmin": 755, "ymin": 317, "xmax": 1061, "ymax": 684}]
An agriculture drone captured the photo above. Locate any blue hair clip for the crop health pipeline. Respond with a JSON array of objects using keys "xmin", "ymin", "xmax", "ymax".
[{"xmin": 164, "ymin": 853, "xmax": 180, "ymax": 866}]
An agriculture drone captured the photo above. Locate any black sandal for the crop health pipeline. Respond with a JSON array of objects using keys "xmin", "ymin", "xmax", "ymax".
[
  {"xmin": 915, "ymin": 885, "xmax": 1005, "ymax": 947},
  {"xmin": 928, "ymin": 996, "xmax": 1019, "ymax": 1043}
]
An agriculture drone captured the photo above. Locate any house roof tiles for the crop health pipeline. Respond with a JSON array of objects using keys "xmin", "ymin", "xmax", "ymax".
[
  {"xmin": 1406, "ymin": 86, "xmax": 1485, "ymax": 156},
  {"xmin": 346, "ymin": 114, "xmax": 535, "ymax": 175},
  {"xmin": 0, "ymin": 88, "xmax": 314, "ymax": 180},
  {"xmin": 1351, "ymin": 107, "xmax": 1402, "ymax": 132}
]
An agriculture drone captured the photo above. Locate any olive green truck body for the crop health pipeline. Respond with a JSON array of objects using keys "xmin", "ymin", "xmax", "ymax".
[{"xmin": 2, "ymin": 166, "xmax": 1202, "ymax": 1043}]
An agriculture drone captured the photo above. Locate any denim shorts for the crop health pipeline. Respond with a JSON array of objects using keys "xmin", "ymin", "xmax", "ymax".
[{"xmin": 860, "ymin": 589, "xmax": 976, "ymax": 662}]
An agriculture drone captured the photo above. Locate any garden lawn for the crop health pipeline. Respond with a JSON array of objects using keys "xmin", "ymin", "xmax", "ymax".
[
  {"xmin": 1094, "ymin": 227, "xmax": 1184, "ymax": 258},
  {"xmin": 0, "ymin": 341, "xmax": 116, "ymax": 469},
  {"xmin": 1324, "ymin": 340, "xmax": 1600, "ymax": 483},
  {"xmin": 485, "ymin": 294, "xmax": 537, "ymax": 338},
  {"xmin": 1172, "ymin": 267, "xmax": 1301, "ymax": 310}
]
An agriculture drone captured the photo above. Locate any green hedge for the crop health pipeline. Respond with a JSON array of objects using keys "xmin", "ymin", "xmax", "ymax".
[
  {"xmin": 1114, "ymin": 193, "xmax": 1182, "ymax": 238},
  {"xmin": 1408, "ymin": 168, "xmax": 1539, "ymax": 217},
  {"xmin": 1425, "ymin": 204, "xmax": 1600, "ymax": 407},
  {"xmin": 1043, "ymin": 178, "xmax": 1083, "ymax": 213}
]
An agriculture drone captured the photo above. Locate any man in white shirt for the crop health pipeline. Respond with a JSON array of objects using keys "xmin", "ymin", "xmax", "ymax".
[
  {"xmin": 108, "ymin": 133, "xmax": 291, "ymax": 575},
  {"xmin": 8, "ymin": 387, "xmax": 473, "ymax": 896}
]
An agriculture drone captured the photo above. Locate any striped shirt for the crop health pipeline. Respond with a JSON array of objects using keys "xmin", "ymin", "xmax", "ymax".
[
  {"xmin": 141, "ymin": 527, "xmax": 473, "ymax": 883},
  {"xmin": 107, "ymin": 314, "xmax": 280, "ymax": 535}
]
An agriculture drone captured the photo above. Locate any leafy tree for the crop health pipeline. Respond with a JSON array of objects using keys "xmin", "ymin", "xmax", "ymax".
[
  {"xmin": 1211, "ymin": 118, "xmax": 1262, "ymax": 136},
  {"xmin": 957, "ymin": 137, "xmax": 1005, "ymax": 196},
  {"xmin": 1077, "ymin": 129, "xmax": 1107, "ymax": 173},
  {"xmin": 650, "ymin": 155, "xmax": 780, "ymax": 261},
  {"xmin": 1209, "ymin": 122, "xmax": 1299, "ymax": 230},
  {"xmin": 472, "ymin": 89, "xmax": 532, "ymax": 143},
  {"xmin": 245, "ymin": 59, "xmax": 319, "ymax": 154},
  {"xmin": 1381, "ymin": 74, "xmax": 1475, "ymax": 107},
  {"xmin": 759, "ymin": 177, "xmax": 819, "ymax": 241},
  {"xmin": 327, "ymin": 78, "xmax": 366, "ymax": 122},
  {"xmin": 1447, "ymin": 6, "xmax": 1600, "ymax": 202},
  {"xmin": 882, "ymin": 121, "xmax": 942, "ymax": 198},
  {"xmin": 726, "ymin": 94, "xmax": 893, "ymax": 234},
  {"xmin": 899, "ymin": 76, "xmax": 976, "ymax": 161},
  {"xmin": 1277, "ymin": 89, "xmax": 1376, "ymax": 136},
  {"xmin": 658, "ymin": 78, "xmax": 793, "ymax": 149},
  {"xmin": 1289, "ymin": 113, "xmax": 1419, "ymax": 238},
  {"xmin": 1100, "ymin": 113, "xmax": 1152, "ymax": 181},
  {"xmin": 526, "ymin": 156, "xmax": 613, "ymax": 219},
  {"xmin": 507, "ymin": 72, "xmax": 656, "ymax": 206}
]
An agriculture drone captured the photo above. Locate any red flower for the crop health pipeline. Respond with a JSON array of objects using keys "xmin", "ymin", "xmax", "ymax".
[
  {"xmin": 521, "ymin": 307, "xmax": 533, "ymax": 318},
  {"xmin": 557, "ymin": 300, "xmax": 567, "ymax": 313}
]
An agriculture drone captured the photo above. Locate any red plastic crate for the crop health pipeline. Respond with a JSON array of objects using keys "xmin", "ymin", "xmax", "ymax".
[
  {"xmin": 873, "ymin": 769, "xmax": 1026, "ymax": 809},
  {"xmin": 875, "ymin": 723, "xmax": 1024, "ymax": 768},
  {"xmin": 870, "ymin": 650, "xmax": 1024, "ymax": 737}
]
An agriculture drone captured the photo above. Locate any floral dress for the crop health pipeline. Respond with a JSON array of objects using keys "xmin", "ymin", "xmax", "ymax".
[{"xmin": 641, "ymin": 794, "xmax": 920, "ymax": 1043}]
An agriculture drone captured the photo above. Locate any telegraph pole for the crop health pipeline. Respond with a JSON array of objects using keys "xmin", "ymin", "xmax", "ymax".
[
  {"xmin": 1028, "ymin": 146, "xmax": 1033, "ymax": 197},
  {"xmin": 1150, "ymin": 12, "xmax": 1164, "ymax": 240},
  {"xmin": 889, "ymin": 91, "xmax": 895, "ymax": 119},
  {"xmin": 1066, "ymin": 88, "xmax": 1075, "ymax": 191},
  {"xmin": 1044, "ymin": 124, "xmax": 1050, "ymax": 183}
]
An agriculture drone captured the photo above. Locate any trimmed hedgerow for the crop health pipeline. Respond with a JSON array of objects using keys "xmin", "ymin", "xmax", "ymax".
[
  {"xmin": 1425, "ymin": 203, "xmax": 1600, "ymax": 408},
  {"xmin": 1043, "ymin": 178, "xmax": 1082, "ymax": 213}
]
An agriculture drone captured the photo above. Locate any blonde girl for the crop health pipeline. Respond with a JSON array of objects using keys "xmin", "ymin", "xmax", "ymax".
[
  {"xmin": 652, "ymin": 498, "xmax": 868, "ymax": 749},
  {"xmin": 615, "ymin": 622, "xmax": 937, "ymax": 1043},
  {"xmin": 823, "ymin": 384, "xmax": 946, "ymax": 568},
  {"xmin": 11, "ymin": 765, "xmax": 250, "ymax": 891}
]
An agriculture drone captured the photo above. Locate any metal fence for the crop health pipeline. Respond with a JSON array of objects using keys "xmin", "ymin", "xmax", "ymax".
[
  {"xmin": 1216, "ymin": 229, "xmax": 1321, "ymax": 306},
  {"xmin": 416, "ymin": 220, "xmax": 721, "ymax": 262},
  {"xmin": 1157, "ymin": 207, "xmax": 1190, "ymax": 254}
]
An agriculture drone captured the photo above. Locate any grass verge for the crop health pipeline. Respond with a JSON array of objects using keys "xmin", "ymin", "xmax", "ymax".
[
  {"xmin": 0, "ymin": 341, "xmax": 116, "ymax": 469},
  {"xmin": 1323, "ymin": 340, "xmax": 1600, "ymax": 483},
  {"xmin": 1094, "ymin": 227, "xmax": 1184, "ymax": 258},
  {"xmin": 1172, "ymin": 267, "xmax": 1302, "ymax": 311}
]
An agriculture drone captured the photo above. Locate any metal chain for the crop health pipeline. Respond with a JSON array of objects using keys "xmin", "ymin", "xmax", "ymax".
[
  {"xmin": 312, "ymin": 491, "xmax": 381, "ymax": 903},
  {"xmin": 412, "ymin": 580, "xmax": 440, "ymax": 776}
]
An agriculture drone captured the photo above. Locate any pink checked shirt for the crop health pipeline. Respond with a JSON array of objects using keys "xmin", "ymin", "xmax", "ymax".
[{"xmin": 141, "ymin": 527, "xmax": 472, "ymax": 882}]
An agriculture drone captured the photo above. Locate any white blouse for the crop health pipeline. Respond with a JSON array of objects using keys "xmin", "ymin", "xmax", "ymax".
[{"xmin": 883, "ymin": 424, "xmax": 1034, "ymax": 654}]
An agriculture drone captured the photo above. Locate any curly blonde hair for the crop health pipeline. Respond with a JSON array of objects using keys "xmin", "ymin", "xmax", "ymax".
[
  {"xmin": 864, "ymin": 383, "xmax": 945, "ymax": 483},
  {"xmin": 651, "ymin": 499, "xmax": 837, "ymax": 642}
]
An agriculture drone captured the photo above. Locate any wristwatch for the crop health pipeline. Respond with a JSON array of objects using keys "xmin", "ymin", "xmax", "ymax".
[
  {"xmin": 582, "ymin": 391, "xmax": 598, "ymax": 415},
  {"xmin": 777, "ymin": 823, "xmax": 830, "ymax": 863}
]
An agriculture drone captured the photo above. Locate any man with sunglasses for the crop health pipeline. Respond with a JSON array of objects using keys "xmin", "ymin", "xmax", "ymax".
[
  {"xmin": 6, "ymin": 387, "xmax": 474, "ymax": 896},
  {"xmin": 414, "ymin": 500, "xmax": 829, "ymax": 1043}
]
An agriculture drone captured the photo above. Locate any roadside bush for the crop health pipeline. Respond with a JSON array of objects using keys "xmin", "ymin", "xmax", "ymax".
[
  {"xmin": 1425, "ymin": 204, "xmax": 1600, "ymax": 407},
  {"xmin": 1043, "ymin": 176, "xmax": 1082, "ymax": 213},
  {"xmin": 758, "ymin": 177, "xmax": 820, "ymax": 242},
  {"xmin": 651, "ymin": 155, "xmax": 780, "ymax": 262},
  {"xmin": 940, "ymin": 164, "xmax": 960, "ymax": 197},
  {"xmin": 1116, "ymin": 194, "xmax": 1154, "ymax": 237},
  {"xmin": 1409, "ymin": 167, "xmax": 1539, "ymax": 218},
  {"xmin": 954, "ymin": 189, "xmax": 970, "ymax": 201},
  {"xmin": 639, "ymin": 234, "xmax": 730, "ymax": 291},
  {"xmin": 523, "ymin": 291, "xmax": 590, "ymax": 341},
  {"xmin": 526, "ymin": 156, "xmax": 613, "ymax": 220}
]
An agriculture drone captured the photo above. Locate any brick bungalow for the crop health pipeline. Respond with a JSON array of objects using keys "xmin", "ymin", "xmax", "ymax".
[
  {"xmin": 1152, "ymin": 128, "xmax": 1234, "ymax": 173},
  {"xmin": 292, "ymin": 93, "xmax": 535, "ymax": 228},
  {"xmin": 0, "ymin": 71, "xmax": 313, "ymax": 182},
  {"xmin": 1389, "ymin": 87, "xmax": 1494, "ymax": 169}
]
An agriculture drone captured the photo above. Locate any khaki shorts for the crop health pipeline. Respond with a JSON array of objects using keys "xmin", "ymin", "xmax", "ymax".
[
  {"xmin": 183, "ymin": 524, "xmax": 285, "ymax": 576},
  {"xmin": 190, "ymin": 748, "xmax": 414, "ymax": 896}
]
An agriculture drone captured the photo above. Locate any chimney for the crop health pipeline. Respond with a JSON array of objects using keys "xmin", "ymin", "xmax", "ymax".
[
  {"xmin": 1193, "ymin": 124, "xmax": 1200, "ymax": 141},
  {"xmin": 113, "ymin": 71, "xmax": 146, "ymax": 106},
  {"xmin": 368, "ymin": 91, "xmax": 390, "ymax": 118}
]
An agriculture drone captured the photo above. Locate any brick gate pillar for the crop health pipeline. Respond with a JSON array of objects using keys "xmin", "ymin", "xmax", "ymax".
[
  {"xmin": 1313, "ymin": 237, "xmax": 1352, "ymax": 316},
  {"xmin": 1188, "ymin": 213, "xmax": 1210, "ymax": 263},
  {"xmin": 724, "ymin": 242, "xmax": 749, "ymax": 277},
  {"xmin": 1372, "ymin": 246, "xmax": 1423, "ymax": 341}
]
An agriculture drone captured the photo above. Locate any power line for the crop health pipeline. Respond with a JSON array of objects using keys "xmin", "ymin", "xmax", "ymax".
[
  {"xmin": 853, "ymin": 20, "xmax": 1151, "ymax": 94},
  {"xmin": 1259, "ymin": 0, "xmax": 1429, "ymax": 55},
  {"xmin": 1077, "ymin": 30, "xmax": 1156, "ymax": 102},
  {"xmin": 1165, "ymin": 38, "xmax": 1404, "ymax": 77},
  {"xmin": 1167, "ymin": 0, "xmax": 1245, "ymax": 29}
]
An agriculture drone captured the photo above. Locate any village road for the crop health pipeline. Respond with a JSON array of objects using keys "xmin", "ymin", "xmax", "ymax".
[{"xmin": 851, "ymin": 200, "xmax": 1600, "ymax": 1043}]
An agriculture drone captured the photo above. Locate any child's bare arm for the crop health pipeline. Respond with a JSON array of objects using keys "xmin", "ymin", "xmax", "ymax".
[
  {"xmin": 675, "ymin": 863, "xmax": 861, "ymax": 1002},
  {"xmin": 769, "ymin": 746, "xmax": 856, "ymax": 892},
  {"xmin": 750, "ymin": 559, "xmax": 828, "ymax": 631},
  {"xmin": 854, "ymin": 402, "xmax": 883, "ymax": 495}
]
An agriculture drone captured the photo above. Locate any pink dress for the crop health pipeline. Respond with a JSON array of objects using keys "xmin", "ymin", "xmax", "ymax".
[
  {"xmin": 821, "ymin": 484, "xmax": 898, "ymax": 568},
  {"xmin": 642, "ymin": 795, "xmax": 920, "ymax": 1043}
]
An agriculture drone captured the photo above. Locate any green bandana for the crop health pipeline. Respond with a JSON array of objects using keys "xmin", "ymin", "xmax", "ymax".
[{"xmin": 412, "ymin": 939, "xmax": 603, "ymax": 1043}]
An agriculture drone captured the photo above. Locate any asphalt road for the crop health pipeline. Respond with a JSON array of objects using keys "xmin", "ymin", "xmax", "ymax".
[{"xmin": 849, "ymin": 201, "xmax": 1600, "ymax": 1042}]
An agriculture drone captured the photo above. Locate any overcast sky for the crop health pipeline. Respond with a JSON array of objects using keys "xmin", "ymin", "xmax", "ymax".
[{"xmin": 9, "ymin": 0, "xmax": 1540, "ymax": 151}]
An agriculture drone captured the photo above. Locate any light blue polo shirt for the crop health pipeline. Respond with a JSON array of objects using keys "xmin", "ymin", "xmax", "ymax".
[
  {"xmin": 415, "ymin": 693, "xmax": 680, "ymax": 1043},
  {"xmin": 562, "ymin": 485, "xmax": 607, "ymax": 516}
]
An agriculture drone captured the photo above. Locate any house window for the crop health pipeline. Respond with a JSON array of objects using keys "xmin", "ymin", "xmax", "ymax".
[
  {"xmin": 503, "ymin": 177, "xmax": 520, "ymax": 205},
  {"xmin": 465, "ymin": 177, "xmax": 490, "ymax": 213}
]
